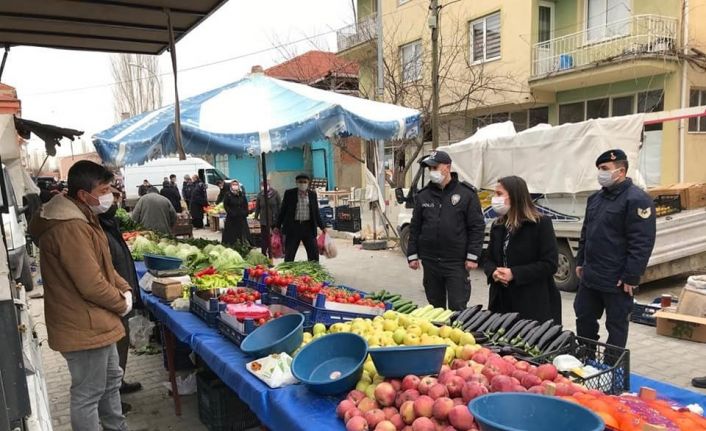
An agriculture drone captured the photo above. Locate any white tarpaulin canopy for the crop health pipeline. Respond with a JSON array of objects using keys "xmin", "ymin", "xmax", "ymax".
[{"xmin": 440, "ymin": 114, "xmax": 646, "ymax": 194}]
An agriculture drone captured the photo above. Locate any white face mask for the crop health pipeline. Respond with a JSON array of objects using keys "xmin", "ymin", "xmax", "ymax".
[
  {"xmin": 90, "ymin": 192, "xmax": 114, "ymax": 214},
  {"xmin": 597, "ymin": 169, "xmax": 619, "ymax": 188},
  {"xmin": 429, "ymin": 170, "xmax": 444, "ymax": 184},
  {"xmin": 491, "ymin": 196, "xmax": 510, "ymax": 216},
  {"xmin": 297, "ymin": 183, "xmax": 309, "ymax": 192}
]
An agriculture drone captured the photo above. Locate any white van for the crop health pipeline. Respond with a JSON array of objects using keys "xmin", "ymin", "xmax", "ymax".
[{"xmin": 122, "ymin": 157, "xmax": 229, "ymax": 208}]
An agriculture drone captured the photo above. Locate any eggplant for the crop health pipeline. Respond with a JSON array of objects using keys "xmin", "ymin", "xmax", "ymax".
[
  {"xmin": 498, "ymin": 319, "xmax": 530, "ymax": 344},
  {"xmin": 543, "ymin": 330, "xmax": 574, "ymax": 354},
  {"xmin": 524, "ymin": 319, "xmax": 555, "ymax": 348},
  {"xmin": 464, "ymin": 310, "xmax": 492, "ymax": 331},
  {"xmin": 535, "ymin": 324, "xmax": 563, "ymax": 351},
  {"xmin": 512, "ymin": 320, "xmax": 539, "ymax": 344},
  {"xmin": 477, "ymin": 313, "xmax": 504, "ymax": 333},
  {"xmin": 495, "ymin": 312, "xmax": 519, "ymax": 334},
  {"xmin": 448, "ymin": 310, "xmax": 461, "ymax": 324},
  {"xmin": 461, "ymin": 308, "xmax": 487, "ymax": 330},
  {"xmin": 513, "ymin": 325, "xmax": 541, "ymax": 347},
  {"xmin": 454, "ymin": 305, "xmax": 481, "ymax": 327}
]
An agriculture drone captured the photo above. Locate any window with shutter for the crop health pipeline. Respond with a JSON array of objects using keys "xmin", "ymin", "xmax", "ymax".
[
  {"xmin": 470, "ymin": 12, "xmax": 501, "ymax": 63},
  {"xmin": 400, "ymin": 40, "xmax": 422, "ymax": 83}
]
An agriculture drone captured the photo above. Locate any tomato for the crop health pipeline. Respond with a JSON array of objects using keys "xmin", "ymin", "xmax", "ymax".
[
  {"xmin": 377, "ymin": 303, "xmax": 386, "ymax": 309},
  {"xmin": 347, "ymin": 296, "xmax": 356, "ymax": 303},
  {"xmin": 352, "ymin": 293, "xmax": 361, "ymax": 301},
  {"xmin": 253, "ymin": 291, "xmax": 261, "ymax": 300},
  {"xmin": 264, "ymin": 277, "xmax": 273, "ymax": 286},
  {"xmin": 247, "ymin": 294, "xmax": 255, "ymax": 302}
]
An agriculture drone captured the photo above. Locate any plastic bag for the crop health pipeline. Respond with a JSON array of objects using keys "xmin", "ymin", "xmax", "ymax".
[
  {"xmin": 317, "ymin": 232, "xmax": 326, "ymax": 255},
  {"xmin": 270, "ymin": 231, "xmax": 284, "ymax": 258},
  {"xmin": 161, "ymin": 371, "xmax": 197, "ymax": 395},
  {"xmin": 246, "ymin": 353, "xmax": 298, "ymax": 389},
  {"xmin": 324, "ymin": 234, "xmax": 337, "ymax": 259},
  {"xmin": 128, "ymin": 313, "xmax": 155, "ymax": 350}
]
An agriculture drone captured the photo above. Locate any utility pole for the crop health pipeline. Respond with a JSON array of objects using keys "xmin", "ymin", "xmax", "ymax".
[
  {"xmin": 429, "ymin": 0, "xmax": 440, "ymax": 149},
  {"xmin": 375, "ymin": 0, "xmax": 385, "ymax": 194}
]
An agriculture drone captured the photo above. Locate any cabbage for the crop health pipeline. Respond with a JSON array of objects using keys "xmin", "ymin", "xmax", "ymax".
[
  {"xmin": 162, "ymin": 245, "xmax": 179, "ymax": 257},
  {"xmin": 246, "ymin": 249, "xmax": 270, "ymax": 266},
  {"xmin": 131, "ymin": 236, "xmax": 162, "ymax": 260}
]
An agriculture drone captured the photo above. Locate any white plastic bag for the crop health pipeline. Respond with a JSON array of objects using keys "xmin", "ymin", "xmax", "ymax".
[
  {"xmin": 161, "ymin": 371, "xmax": 197, "ymax": 395},
  {"xmin": 128, "ymin": 313, "xmax": 155, "ymax": 350},
  {"xmin": 324, "ymin": 234, "xmax": 337, "ymax": 259},
  {"xmin": 246, "ymin": 353, "xmax": 298, "ymax": 389}
]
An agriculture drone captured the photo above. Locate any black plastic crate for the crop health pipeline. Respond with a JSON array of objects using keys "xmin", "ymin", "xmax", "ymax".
[
  {"xmin": 631, "ymin": 297, "xmax": 678, "ymax": 326},
  {"xmin": 197, "ymin": 370, "xmax": 260, "ymax": 431},
  {"xmin": 532, "ymin": 336, "xmax": 630, "ymax": 395},
  {"xmin": 335, "ymin": 219, "xmax": 361, "ymax": 232},
  {"xmin": 654, "ymin": 194, "xmax": 681, "ymax": 217},
  {"xmin": 335, "ymin": 205, "xmax": 361, "ymax": 222}
]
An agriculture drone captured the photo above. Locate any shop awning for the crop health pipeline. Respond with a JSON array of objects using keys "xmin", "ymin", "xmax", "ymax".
[{"xmin": 0, "ymin": 0, "xmax": 228, "ymax": 55}]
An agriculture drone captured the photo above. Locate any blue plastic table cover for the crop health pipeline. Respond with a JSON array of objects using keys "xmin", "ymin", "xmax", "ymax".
[
  {"xmin": 630, "ymin": 373, "xmax": 706, "ymax": 410},
  {"xmin": 138, "ymin": 280, "xmax": 345, "ymax": 430}
]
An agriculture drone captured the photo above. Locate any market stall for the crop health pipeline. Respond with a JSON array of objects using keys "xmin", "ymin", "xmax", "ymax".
[{"xmin": 127, "ymin": 230, "xmax": 706, "ymax": 431}]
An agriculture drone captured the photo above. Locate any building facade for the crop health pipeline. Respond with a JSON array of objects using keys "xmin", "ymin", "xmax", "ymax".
[{"xmin": 339, "ymin": 0, "xmax": 706, "ymax": 185}]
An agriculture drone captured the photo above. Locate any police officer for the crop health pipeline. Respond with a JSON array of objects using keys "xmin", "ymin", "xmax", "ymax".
[
  {"xmin": 407, "ymin": 151, "xmax": 485, "ymax": 311},
  {"xmin": 574, "ymin": 149, "xmax": 656, "ymax": 349}
]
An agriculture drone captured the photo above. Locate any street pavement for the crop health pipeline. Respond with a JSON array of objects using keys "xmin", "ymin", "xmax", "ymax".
[{"xmin": 30, "ymin": 233, "xmax": 705, "ymax": 430}]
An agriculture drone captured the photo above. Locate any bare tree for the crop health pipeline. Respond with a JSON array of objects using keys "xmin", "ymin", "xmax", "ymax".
[
  {"xmin": 352, "ymin": 18, "xmax": 520, "ymax": 187},
  {"xmin": 111, "ymin": 54, "xmax": 163, "ymax": 121}
]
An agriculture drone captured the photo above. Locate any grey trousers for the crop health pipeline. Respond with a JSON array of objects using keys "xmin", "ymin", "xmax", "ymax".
[{"xmin": 62, "ymin": 343, "xmax": 127, "ymax": 431}]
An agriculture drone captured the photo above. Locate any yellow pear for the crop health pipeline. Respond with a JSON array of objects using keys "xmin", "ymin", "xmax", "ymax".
[
  {"xmin": 438, "ymin": 325, "xmax": 453, "ymax": 339},
  {"xmin": 459, "ymin": 332, "xmax": 476, "ymax": 346},
  {"xmin": 450, "ymin": 328, "xmax": 464, "ymax": 344},
  {"xmin": 407, "ymin": 325, "xmax": 423, "ymax": 337}
]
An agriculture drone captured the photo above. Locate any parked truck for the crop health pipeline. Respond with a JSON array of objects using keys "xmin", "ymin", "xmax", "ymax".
[{"xmin": 396, "ymin": 111, "xmax": 706, "ymax": 292}]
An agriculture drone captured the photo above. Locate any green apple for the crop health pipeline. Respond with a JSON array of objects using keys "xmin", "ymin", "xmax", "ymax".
[
  {"xmin": 438, "ymin": 325, "xmax": 453, "ymax": 339},
  {"xmin": 426, "ymin": 325, "xmax": 440, "ymax": 337},
  {"xmin": 373, "ymin": 315, "xmax": 385, "ymax": 324},
  {"xmin": 404, "ymin": 333, "xmax": 421, "ymax": 346},
  {"xmin": 365, "ymin": 383, "xmax": 376, "ymax": 399},
  {"xmin": 364, "ymin": 360, "xmax": 377, "ymax": 376},
  {"xmin": 356, "ymin": 380, "xmax": 370, "ymax": 392},
  {"xmin": 397, "ymin": 314, "xmax": 411, "ymax": 328},
  {"xmin": 383, "ymin": 310, "xmax": 398, "ymax": 320},
  {"xmin": 407, "ymin": 325, "xmax": 422, "ymax": 337},
  {"xmin": 303, "ymin": 332, "xmax": 313, "ymax": 342},
  {"xmin": 361, "ymin": 370, "xmax": 372, "ymax": 384},
  {"xmin": 444, "ymin": 346, "xmax": 455, "ymax": 364},
  {"xmin": 459, "ymin": 332, "xmax": 476, "ymax": 346},
  {"xmin": 313, "ymin": 323, "xmax": 326, "ymax": 336},
  {"xmin": 383, "ymin": 319, "xmax": 398, "ymax": 332},
  {"xmin": 393, "ymin": 328, "xmax": 407, "ymax": 344},
  {"xmin": 450, "ymin": 328, "xmax": 464, "ymax": 344}
]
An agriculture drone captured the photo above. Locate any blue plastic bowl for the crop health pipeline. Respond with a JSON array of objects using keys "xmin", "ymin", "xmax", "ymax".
[
  {"xmin": 469, "ymin": 393, "xmax": 604, "ymax": 431},
  {"xmin": 368, "ymin": 345, "xmax": 446, "ymax": 377},
  {"xmin": 291, "ymin": 333, "xmax": 368, "ymax": 395},
  {"xmin": 143, "ymin": 253, "xmax": 183, "ymax": 271},
  {"xmin": 240, "ymin": 313, "xmax": 304, "ymax": 358}
]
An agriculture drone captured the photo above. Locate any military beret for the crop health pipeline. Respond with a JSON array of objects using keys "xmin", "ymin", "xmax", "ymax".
[
  {"xmin": 595, "ymin": 149, "xmax": 627, "ymax": 167},
  {"xmin": 295, "ymin": 173, "xmax": 311, "ymax": 181}
]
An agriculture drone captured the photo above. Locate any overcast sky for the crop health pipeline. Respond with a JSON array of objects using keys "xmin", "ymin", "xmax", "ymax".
[{"xmin": 1, "ymin": 0, "xmax": 354, "ymax": 154}]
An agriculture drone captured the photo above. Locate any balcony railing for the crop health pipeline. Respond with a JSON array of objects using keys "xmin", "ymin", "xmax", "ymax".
[
  {"xmin": 531, "ymin": 14, "xmax": 678, "ymax": 79},
  {"xmin": 337, "ymin": 15, "xmax": 377, "ymax": 52}
]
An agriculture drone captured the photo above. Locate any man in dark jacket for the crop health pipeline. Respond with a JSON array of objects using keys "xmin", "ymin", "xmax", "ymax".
[
  {"xmin": 574, "ymin": 149, "xmax": 656, "ymax": 349},
  {"xmin": 255, "ymin": 180, "xmax": 281, "ymax": 255},
  {"xmin": 181, "ymin": 174, "xmax": 194, "ymax": 209},
  {"xmin": 275, "ymin": 173, "xmax": 326, "ymax": 262},
  {"xmin": 189, "ymin": 174, "xmax": 208, "ymax": 229},
  {"xmin": 407, "ymin": 151, "xmax": 485, "ymax": 311},
  {"xmin": 98, "ymin": 188, "xmax": 143, "ymax": 412},
  {"xmin": 160, "ymin": 181, "xmax": 182, "ymax": 213}
]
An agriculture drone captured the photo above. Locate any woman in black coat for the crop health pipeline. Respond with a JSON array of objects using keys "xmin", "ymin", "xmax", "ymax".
[
  {"xmin": 483, "ymin": 176, "xmax": 562, "ymax": 324},
  {"xmin": 189, "ymin": 175, "xmax": 208, "ymax": 228},
  {"xmin": 222, "ymin": 180, "xmax": 251, "ymax": 247}
]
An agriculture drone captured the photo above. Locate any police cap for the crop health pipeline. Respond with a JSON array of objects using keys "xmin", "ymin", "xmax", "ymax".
[{"xmin": 421, "ymin": 150, "xmax": 452, "ymax": 167}]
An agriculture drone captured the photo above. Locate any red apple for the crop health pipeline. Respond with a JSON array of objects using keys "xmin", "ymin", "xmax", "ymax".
[
  {"xmin": 514, "ymin": 361, "xmax": 530, "ymax": 371},
  {"xmin": 462, "ymin": 381, "xmax": 488, "ymax": 403},
  {"xmin": 431, "ymin": 397, "xmax": 454, "ymax": 421},
  {"xmin": 418, "ymin": 377, "xmax": 438, "ymax": 395},
  {"xmin": 445, "ymin": 376, "xmax": 465, "ymax": 398},
  {"xmin": 502, "ymin": 355, "xmax": 518, "ymax": 364},
  {"xmin": 402, "ymin": 375, "xmax": 421, "ymax": 391},
  {"xmin": 389, "ymin": 414, "xmax": 405, "ymax": 430},
  {"xmin": 535, "ymin": 364, "xmax": 558, "ymax": 381},
  {"xmin": 490, "ymin": 375, "xmax": 515, "ymax": 393},
  {"xmin": 411, "ymin": 417, "xmax": 435, "ymax": 431},
  {"xmin": 347, "ymin": 415, "xmax": 370, "ymax": 431},
  {"xmin": 450, "ymin": 359, "xmax": 468, "ymax": 370},
  {"xmin": 365, "ymin": 409, "xmax": 386, "ymax": 429},
  {"xmin": 455, "ymin": 366, "xmax": 475, "ymax": 382},
  {"xmin": 437, "ymin": 370, "xmax": 456, "ymax": 385},
  {"xmin": 513, "ymin": 385, "xmax": 527, "ymax": 392},
  {"xmin": 521, "ymin": 374, "xmax": 542, "ymax": 389},
  {"xmin": 338, "ymin": 399, "xmax": 357, "ymax": 418},
  {"xmin": 345, "ymin": 408, "xmax": 363, "ymax": 423},
  {"xmin": 348, "ymin": 390, "xmax": 367, "ymax": 405},
  {"xmin": 512, "ymin": 370, "xmax": 529, "ymax": 382},
  {"xmin": 400, "ymin": 401, "xmax": 416, "ymax": 425},
  {"xmin": 528, "ymin": 385, "xmax": 545, "ymax": 394},
  {"xmin": 428, "ymin": 383, "xmax": 449, "ymax": 400},
  {"xmin": 374, "ymin": 420, "xmax": 397, "ymax": 431},
  {"xmin": 397, "ymin": 389, "xmax": 420, "ymax": 407},
  {"xmin": 413, "ymin": 395, "xmax": 434, "ymax": 418},
  {"xmin": 375, "ymin": 383, "xmax": 397, "ymax": 407},
  {"xmin": 448, "ymin": 405, "xmax": 475, "ymax": 430},
  {"xmin": 471, "ymin": 352, "xmax": 488, "ymax": 364},
  {"xmin": 452, "ymin": 397, "xmax": 465, "ymax": 406},
  {"xmin": 358, "ymin": 398, "xmax": 380, "ymax": 413},
  {"xmin": 382, "ymin": 407, "xmax": 398, "ymax": 420},
  {"xmin": 389, "ymin": 379, "xmax": 402, "ymax": 392}
]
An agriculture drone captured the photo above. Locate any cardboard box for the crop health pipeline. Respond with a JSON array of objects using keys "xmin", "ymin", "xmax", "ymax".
[
  {"xmin": 668, "ymin": 183, "xmax": 706, "ymax": 209},
  {"xmin": 647, "ymin": 186, "xmax": 677, "ymax": 200},
  {"xmin": 654, "ymin": 310, "xmax": 706, "ymax": 343},
  {"xmin": 151, "ymin": 278, "xmax": 184, "ymax": 301}
]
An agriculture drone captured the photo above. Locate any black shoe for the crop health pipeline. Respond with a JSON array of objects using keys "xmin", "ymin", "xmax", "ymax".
[
  {"xmin": 122, "ymin": 402, "xmax": 132, "ymax": 415},
  {"xmin": 692, "ymin": 376, "xmax": 706, "ymax": 389},
  {"xmin": 120, "ymin": 381, "xmax": 143, "ymax": 394}
]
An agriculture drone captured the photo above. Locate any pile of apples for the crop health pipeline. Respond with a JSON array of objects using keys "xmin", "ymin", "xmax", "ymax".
[{"xmin": 337, "ymin": 347, "xmax": 599, "ymax": 431}]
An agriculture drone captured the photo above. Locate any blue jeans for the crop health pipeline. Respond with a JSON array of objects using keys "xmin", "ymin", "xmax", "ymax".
[{"xmin": 62, "ymin": 344, "xmax": 127, "ymax": 431}]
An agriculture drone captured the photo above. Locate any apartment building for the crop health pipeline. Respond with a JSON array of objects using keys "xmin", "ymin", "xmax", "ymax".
[{"xmin": 338, "ymin": 0, "xmax": 706, "ymax": 184}]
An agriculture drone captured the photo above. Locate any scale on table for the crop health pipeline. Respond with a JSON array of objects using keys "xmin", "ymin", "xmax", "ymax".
[{"xmin": 139, "ymin": 267, "xmax": 191, "ymax": 292}]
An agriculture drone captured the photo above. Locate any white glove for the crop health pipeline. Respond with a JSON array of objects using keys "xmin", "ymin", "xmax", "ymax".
[{"xmin": 121, "ymin": 291, "xmax": 133, "ymax": 317}]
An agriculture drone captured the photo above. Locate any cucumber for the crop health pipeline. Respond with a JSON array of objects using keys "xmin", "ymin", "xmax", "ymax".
[
  {"xmin": 411, "ymin": 305, "xmax": 433, "ymax": 317},
  {"xmin": 398, "ymin": 304, "xmax": 416, "ymax": 314},
  {"xmin": 393, "ymin": 300, "xmax": 412, "ymax": 309},
  {"xmin": 387, "ymin": 294, "xmax": 402, "ymax": 303}
]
